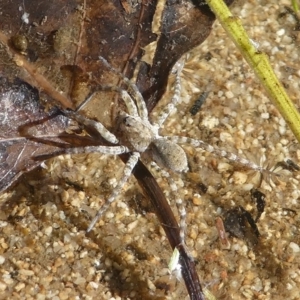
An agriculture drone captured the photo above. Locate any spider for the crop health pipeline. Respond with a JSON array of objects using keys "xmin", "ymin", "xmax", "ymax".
[{"xmin": 52, "ymin": 55, "xmax": 274, "ymax": 249}]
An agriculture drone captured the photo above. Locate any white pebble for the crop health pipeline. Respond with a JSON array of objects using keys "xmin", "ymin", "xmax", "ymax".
[
  {"xmin": 0, "ymin": 221, "xmax": 8, "ymax": 228},
  {"xmin": 289, "ymin": 242, "xmax": 300, "ymax": 253},
  {"xmin": 0, "ymin": 255, "xmax": 5, "ymax": 264},
  {"xmin": 88, "ymin": 281, "xmax": 99, "ymax": 289},
  {"xmin": 261, "ymin": 112, "xmax": 269, "ymax": 119},
  {"xmin": 106, "ymin": 212, "xmax": 114, "ymax": 219},
  {"xmin": 127, "ymin": 220, "xmax": 139, "ymax": 232},
  {"xmin": 0, "ymin": 282, "xmax": 6, "ymax": 291},
  {"xmin": 276, "ymin": 28, "xmax": 285, "ymax": 36},
  {"xmin": 279, "ymin": 126, "xmax": 286, "ymax": 135},
  {"xmin": 201, "ymin": 116, "xmax": 219, "ymax": 129},
  {"xmin": 44, "ymin": 226, "xmax": 53, "ymax": 236},
  {"xmin": 220, "ymin": 132, "xmax": 233, "ymax": 143},
  {"xmin": 218, "ymin": 162, "xmax": 232, "ymax": 173},
  {"xmin": 59, "ymin": 211, "xmax": 66, "ymax": 220},
  {"xmin": 19, "ymin": 269, "xmax": 34, "ymax": 276},
  {"xmin": 15, "ymin": 282, "xmax": 25, "ymax": 291},
  {"xmin": 225, "ymin": 90, "xmax": 234, "ymax": 99},
  {"xmin": 232, "ymin": 171, "xmax": 248, "ymax": 184}
]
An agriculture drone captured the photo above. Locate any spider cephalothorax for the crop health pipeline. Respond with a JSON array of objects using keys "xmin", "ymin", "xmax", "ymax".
[{"xmin": 116, "ymin": 111, "xmax": 155, "ymax": 152}]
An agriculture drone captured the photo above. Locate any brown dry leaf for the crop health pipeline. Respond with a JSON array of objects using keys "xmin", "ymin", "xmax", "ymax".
[{"xmin": 0, "ymin": 78, "xmax": 70, "ymax": 192}]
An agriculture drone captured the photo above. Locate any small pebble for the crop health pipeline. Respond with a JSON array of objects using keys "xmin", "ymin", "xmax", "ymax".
[{"xmin": 0, "ymin": 255, "xmax": 5, "ymax": 265}]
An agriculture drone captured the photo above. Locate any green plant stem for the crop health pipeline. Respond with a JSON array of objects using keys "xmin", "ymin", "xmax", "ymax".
[
  {"xmin": 205, "ymin": 0, "xmax": 300, "ymax": 143},
  {"xmin": 292, "ymin": 0, "xmax": 299, "ymax": 12}
]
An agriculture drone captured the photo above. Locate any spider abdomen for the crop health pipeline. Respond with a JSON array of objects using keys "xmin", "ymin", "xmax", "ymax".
[{"xmin": 150, "ymin": 139, "xmax": 188, "ymax": 173}]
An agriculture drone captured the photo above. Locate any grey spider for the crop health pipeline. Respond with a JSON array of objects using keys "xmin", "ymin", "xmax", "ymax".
[{"xmin": 59, "ymin": 55, "xmax": 273, "ymax": 248}]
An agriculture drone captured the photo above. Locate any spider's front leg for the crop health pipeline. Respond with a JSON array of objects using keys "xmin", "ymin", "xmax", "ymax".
[
  {"xmin": 98, "ymin": 56, "xmax": 148, "ymax": 121},
  {"xmin": 87, "ymin": 151, "xmax": 140, "ymax": 232},
  {"xmin": 62, "ymin": 109, "xmax": 119, "ymax": 144},
  {"xmin": 155, "ymin": 57, "xmax": 185, "ymax": 127},
  {"xmin": 33, "ymin": 106, "xmax": 140, "ymax": 232}
]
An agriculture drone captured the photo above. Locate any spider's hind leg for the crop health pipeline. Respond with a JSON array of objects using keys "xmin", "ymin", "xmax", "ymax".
[
  {"xmin": 166, "ymin": 135, "xmax": 277, "ymax": 180},
  {"xmin": 149, "ymin": 161, "xmax": 187, "ymax": 246}
]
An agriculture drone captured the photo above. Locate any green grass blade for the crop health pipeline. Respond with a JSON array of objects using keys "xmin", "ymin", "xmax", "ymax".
[{"xmin": 205, "ymin": 0, "xmax": 300, "ymax": 142}]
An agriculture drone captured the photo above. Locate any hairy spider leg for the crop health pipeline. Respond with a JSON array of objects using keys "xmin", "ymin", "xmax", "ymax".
[
  {"xmin": 155, "ymin": 58, "xmax": 185, "ymax": 127},
  {"xmin": 61, "ymin": 83, "xmax": 147, "ymax": 145},
  {"xmin": 61, "ymin": 84, "xmax": 142, "ymax": 142},
  {"xmin": 165, "ymin": 136, "xmax": 276, "ymax": 177},
  {"xmin": 62, "ymin": 109, "xmax": 119, "ymax": 144},
  {"xmin": 93, "ymin": 86, "xmax": 140, "ymax": 117},
  {"xmin": 34, "ymin": 145, "xmax": 131, "ymax": 160},
  {"xmin": 98, "ymin": 56, "xmax": 149, "ymax": 121},
  {"xmin": 150, "ymin": 161, "xmax": 186, "ymax": 244},
  {"xmin": 87, "ymin": 151, "xmax": 140, "ymax": 232}
]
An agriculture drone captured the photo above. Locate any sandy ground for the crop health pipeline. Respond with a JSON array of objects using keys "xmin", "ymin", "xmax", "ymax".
[{"xmin": 0, "ymin": 0, "xmax": 300, "ymax": 299}]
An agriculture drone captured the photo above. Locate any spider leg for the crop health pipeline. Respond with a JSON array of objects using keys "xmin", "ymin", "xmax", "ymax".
[
  {"xmin": 98, "ymin": 56, "xmax": 149, "ymax": 121},
  {"xmin": 150, "ymin": 161, "xmax": 186, "ymax": 245},
  {"xmin": 87, "ymin": 151, "xmax": 140, "ymax": 232},
  {"xmin": 61, "ymin": 84, "xmax": 142, "ymax": 145},
  {"xmin": 165, "ymin": 135, "xmax": 275, "ymax": 177},
  {"xmin": 62, "ymin": 109, "xmax": 119, "ymax": 144},
  {"xmin": 155, "ymin": 58, "xmax": 185, "ymax": 127},
  {"xmin": 61, "ymin": 84, "xmax": 142, "ymax": 144},
  {"xmin": 33, "ymin": 145, "xmax": 131, "ymax": 160},
  {"xmin": 96, "ymin": 86, "xmax": 140, "ymax": 117}
]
